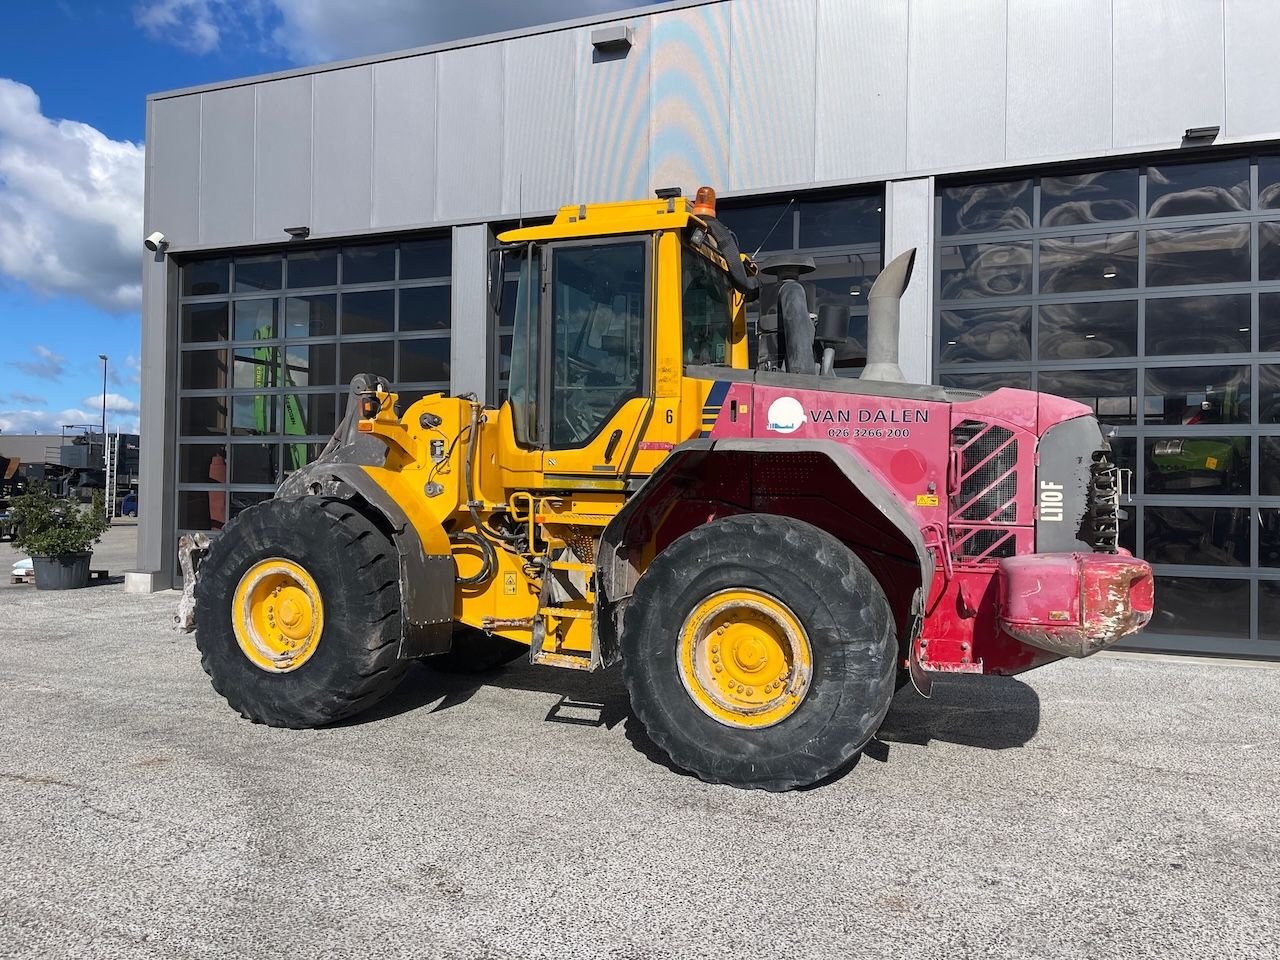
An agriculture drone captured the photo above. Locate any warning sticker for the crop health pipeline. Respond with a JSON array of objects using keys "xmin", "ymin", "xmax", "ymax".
[{"xmin": 915, "ymin": 494, "xmax": 940, "ymax": 507}]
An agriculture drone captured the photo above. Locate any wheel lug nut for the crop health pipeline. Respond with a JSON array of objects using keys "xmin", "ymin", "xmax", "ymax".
[
  {"xmin": 711, "ymin": 643, "xmax": 719, "ymax": 653},
  {"xmin": 746, "ymin": 687, "xmax": 754, "ymax": 696},
  {"xmin": 714, "ymin": 664, "xmax": 723, "ymax": 672}
]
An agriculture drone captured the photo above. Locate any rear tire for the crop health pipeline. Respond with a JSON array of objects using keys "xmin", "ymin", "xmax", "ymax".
[
  {"xmin": 194, "ymin": 497, "xmax": 408, "ymax": 728},
  {"xmin": 621, "ymin": 514, "xmax": 896, "ymax": 791}
]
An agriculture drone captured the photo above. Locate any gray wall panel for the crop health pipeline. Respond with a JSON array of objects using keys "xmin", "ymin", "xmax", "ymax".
[
  {"xmin": 502, "ymin": 32, "xmax": 576, "ymax": 216},
  {"xmin": 1006, "ymin": 0, "xmax": 1112, "ymax": 162},
  {"xmin": 815, "ymin": 0, "xmax": 908, "ymax": 182},
  {"xmin": 253, "ymin": 76, "xmax": 313, "ymax": 243},
  {"xmin": 148, "ymin": 96, "xmax": 201, "ymax": 247},
  {"xmin": 730, "ymin": 0, "xmax": 816, "ymax": 191},
  {"xmin": 1224, "ymin": 0, "xmax": 1280, "ymax": 142},
  {"xmin": 436, "ymin": 45, "xmax": 504, "ymax": 222},
  {"xmin": 198, "ymin": 86, "xmax": 255, "ymax": 246},
  {"xmin": 372, "ymin": 56, "xmax": 436, "ymax": 229},
  {"xmin": 884, "ymin": 177, "xmax": 934, "ymax": 384},
  {"xmin": 651, "ymin": 4, "xmax": 731, "ymax": 193},
  {"xmin": 575, "ymin": 18, "xmax": 651, "ymax": 202},
  {"xmin": 1112, "ymin": 0, "xmax": 1224, "ymax": 150},
  {"xmin": 906, "ymin": 0, "xmax": 1007, "ymax": 171},
  {"xmin": 312, "ymin": 67, "xmax": 373, "ymax": 234},
  {"xmin": 450, "ymin": 225, "xmax": 489, "ymax": 398}
]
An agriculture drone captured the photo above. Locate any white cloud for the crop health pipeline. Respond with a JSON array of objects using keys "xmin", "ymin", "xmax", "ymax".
[
  {"xmin": 8, "ymin": 392, "xmax": 46, "ymax": 407},
  {"xmin": 82, "ymin": 393, "xmax": 141, "ymax": 415},
  {"xmin": 132, "ymin": 0, "xmax": 229, "ymax": 55},
  {"xmin": 0, "ymin": 403, "xmax": 140, "ymax": 436},
  {"xmin": 0, "ymin": 79, "xmax": 144, "ymax": 312},
  {"xmin": 108, "ymin": 353, "xmax": 142, "ymax": 388},
  {"xmin": 7, "ymin": 344, "xmax": 66, "ymax": 379}
]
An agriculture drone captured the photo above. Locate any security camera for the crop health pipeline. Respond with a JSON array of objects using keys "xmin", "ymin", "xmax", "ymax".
[{"xmin": 144, "ymin": 231, "xmax": 168, "ymax": 252}]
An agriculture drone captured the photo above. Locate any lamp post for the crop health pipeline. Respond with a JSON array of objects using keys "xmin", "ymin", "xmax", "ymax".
[{"xmin": 98, "ymin": 354, "xmax": 107, "ymax": 448}]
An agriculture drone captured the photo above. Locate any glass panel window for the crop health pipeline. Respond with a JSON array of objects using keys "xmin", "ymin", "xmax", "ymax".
[
  {"xmin": 1258, "ymin": 221, "xmax": 1280, "ymax": 281},
  {"xmin": 341, "ymin": 289, "xmax": 394, "ymax": 336},
  {"xmin": 716, "ymin": 201, "xmax": 793, "ymax": 254},
  {"xmin": 230, "ymin": 444, "xmax": 278, "ymax": 485},
  {"xmin": 291, "ymin": 393, "xmax": 337, "ymax": 438},
  {"xmin": 285, "ymin": 294, "xmax": 337, "ymax": 338},
  {"xmin": 798, "ymin": 195, "xmax": 881, "ymax": 248},
  {"xmin": 282, "ymin": 442, "xmax": 333, "ymax": 476},
  {"xmin": 1039, "ymin": 232, "xmax": 1138, "ymax": 294},
  {"xmin": 549, "ymin": 240, "xmax": 647, "ymax": 448},
  {"xmin": 231, "ymin": 395, "xmax": 277, "ymax": 435},
  {"xmin": 178, "ymin": 490, "xmax": 223, "ymax": 531},
  {"xmin": 1040, "ymin": 169, "xmax": 1139, "ymax": 226},
  {"xmin": 342, "ymin": 244, "xmax": 395, "ymax": 285},
  {"xmin": 234, "ymin": 255, "xmax": 282, "ymax": 293},
  {"xmin": 939, "ymin": 371, "xmax": 1031, "ymax": 392},
  {"xmin": 181, "ymin": 302, "xmax": 228, "ymax": 343},
  {"xmin": 1039, "ymin": 369, "xmax": 1138, "ymax": 426},
  {"xmin": 682, "ymin": 246, "xmax": 734, "ymax": 366},
  {"xmin": 1147, "ymin": 158, "xmax": 1250, "ymax": 217},
  {"xmin": 1145, "ymin": 294, "xmax": 1251, "ymax": 356},
  {"xmin": 282, "ymin": 343, "xmax": 336, "ymax": 387},
  {"xmin": 399, "ymin": 285, "xmax": 451, "ymax": 332},
  {"xmin": 1262, "ymin": 514, "xmax": 1280, "ymax": 568},
  {"xmin": 1145, "ymin": 365, "xmax": 1250, "ymax": 425},
  {"xmin": 233, "ymin": 299, "xmax": 278, "ymax": 341},
  {"xmin": 937, "ymin": 241, "xmax": 1032, "ymax": 299},
  {"xmin": 183, "ymin": 258, "xmax": 229, "ymax": 296},
  {"xmin": 340, "ymin": 340, "xmax": 393, "ymax": 383},
  {"xmin": 400, "ymin": 237, "xmax": 451, "ymax": 280},
  {"xmin": 939, "ymin": 306, "xmax": 1031, "ymax": 364},
  {"xmin": 1145, "ymin": 436, "xmax": 1248, "ymax": 494},
  {"xmin": 287, "ymin": 249, "xmax": 337, "ymax": 289},
  {"xmin": 399, "ymin": 338, "xmax": 451, "ymax": 383},
  {"xmin": 939, "ymin": 179, "xmax": 1032, "ymax": 235},
  {"xmin": 180, "ymin": 349, "xmax": 227, "ymax": 390},
  {"xmin": 179, "ymin": 443, "xmax": 225, "ymax": 484},
  {"xmin": 1257, "ymin": 581, "xmax": 1280, "ymax": 640},
  {"xmin": 1260, "ymin": 293, "xmax": 1280, "ymax": 352},
  {"xmin": 505, "ymin": 246, "xmax": 541, "ymax": 447},
  {"xmin": 1260, "ymin": 157, "xmax": 1280, "ymax": 210},
  {"xmin": 180, "ymin": 396, "xmax": 227, "ymax": 437},
  {"xmin": 1144, "ymin": 506, "xmax": 1249, "ymax": 566},
  {"xmin": 1145, "ymin": 224, "xmax": 1250, "ymax": 287},
  {"xmin": 1150, "ymin": 577, "xmax": 1250, "ymax": 638},
  {"xmin": 1261, "ymin": 438, "xmax": 1280, "ymax": 495},
  {"xmin": 1038, "ymin": 301, "xmax": 1137, "ymax": 360},
  {"xmin": 1255, "ymin": 365, "xmax": 1280, "ymax": 424},
  {"xmin": 233, "ymin": 347, "xmax": 277, "ymax": 390},
  {"xmin": 229, "ymin": 492, "xmax": 273, "ymax": 519}
]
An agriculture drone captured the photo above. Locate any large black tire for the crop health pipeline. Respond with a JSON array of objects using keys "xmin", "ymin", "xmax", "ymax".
[
  {"xmin": 427, "ymin": 625, "xmax": 528, "ymax": 674},
  {"xmin": 621, "ymin": 514, "xmax": 896, "ymax": 791},
  {"xmin": 194, "ymin": 497, "xmax": 409, "ymax": 728}
]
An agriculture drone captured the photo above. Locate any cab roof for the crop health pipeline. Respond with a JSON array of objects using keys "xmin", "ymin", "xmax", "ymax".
[{"xmin": 497, "ymin": 196, "xmax": 701, "ymax": 244}]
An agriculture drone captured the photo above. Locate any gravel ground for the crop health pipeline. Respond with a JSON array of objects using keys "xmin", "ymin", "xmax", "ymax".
[{"xmin": 0, "ymin": 582, "xmax": 1277, "ymax": 959}]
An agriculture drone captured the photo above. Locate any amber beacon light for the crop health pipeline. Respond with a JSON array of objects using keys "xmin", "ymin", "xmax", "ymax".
[{"xmin": 692, "ymin": 185, "xmax": 717, "ymax": 218}]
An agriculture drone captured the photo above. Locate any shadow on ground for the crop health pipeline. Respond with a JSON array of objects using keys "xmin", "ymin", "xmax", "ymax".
[{"xmin": 341, "ymin": 657, "xmax": 1041, "ymax": 786}]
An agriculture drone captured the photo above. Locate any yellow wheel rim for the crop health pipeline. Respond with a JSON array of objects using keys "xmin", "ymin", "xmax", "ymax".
[
  {"xmin": 231, "ymin": 558, "xmax": 324, "ymax": 673},
  {"xmin": 676, "ymin": 588, "xmax": 813, "ymax": 729}
]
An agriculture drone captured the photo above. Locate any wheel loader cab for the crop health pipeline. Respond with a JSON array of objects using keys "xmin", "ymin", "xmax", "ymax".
[{"xmin": 492, "ymin": 196, "xmax": 750, "ymax": 489}]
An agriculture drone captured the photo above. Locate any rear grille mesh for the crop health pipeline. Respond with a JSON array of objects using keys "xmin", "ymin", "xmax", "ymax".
[{"xmin": 951, "ymin": 420, "xmax": 1018, "ymax": 524}]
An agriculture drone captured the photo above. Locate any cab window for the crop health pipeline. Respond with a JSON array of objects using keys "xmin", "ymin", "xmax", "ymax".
[
  {"xmin": 549, "ymin": 240, "xmax": 647, "ymax": 448},
  {"xmin": 681, "ymin": 246, "xmax": 734, "ymax": 366}
]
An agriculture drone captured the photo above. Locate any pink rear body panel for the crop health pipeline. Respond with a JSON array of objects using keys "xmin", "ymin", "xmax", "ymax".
[{"xmin": 704, "ymin": 380, "xmax": 1154, "ymax": 676}]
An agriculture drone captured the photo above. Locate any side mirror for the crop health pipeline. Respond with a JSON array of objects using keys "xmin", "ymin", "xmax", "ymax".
[{"xmin": 487, "ymin": 247, "xmax": 505, "ymax": 315}]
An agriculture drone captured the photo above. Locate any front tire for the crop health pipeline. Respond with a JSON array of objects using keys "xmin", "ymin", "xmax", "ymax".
[
  {"xmin": 620, "ymin": 514, "xmax": 896, "ymax": 791},
  {"xmin": 193, "ymin": 497, "xmax": 408, "ymax": 728}
]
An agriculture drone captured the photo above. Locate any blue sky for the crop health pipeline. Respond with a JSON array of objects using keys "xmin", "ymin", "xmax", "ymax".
[{"xmin": 0, "ymin": 0, "xmax": 661, "ymax": 436}]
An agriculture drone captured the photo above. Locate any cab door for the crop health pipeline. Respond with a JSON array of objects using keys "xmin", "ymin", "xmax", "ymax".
[{"xmin": 537, "ymin": 236, "xmax": 653, "ymax": 485}]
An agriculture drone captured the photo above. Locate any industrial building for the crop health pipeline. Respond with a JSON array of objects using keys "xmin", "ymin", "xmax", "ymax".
[{"xmin": 137, "ymin": 0, "xmax": 1280, "ymax": 657}]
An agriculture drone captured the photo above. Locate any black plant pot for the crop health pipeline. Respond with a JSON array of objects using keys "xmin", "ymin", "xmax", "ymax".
[{"xmin": 32, "ymin": 553, "xmax": 92, "ymax": 590}]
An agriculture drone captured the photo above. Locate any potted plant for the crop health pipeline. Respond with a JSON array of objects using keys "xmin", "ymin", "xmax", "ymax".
[{"xmin": 8, "ymin": 485, "xmax": 110, "ymax": 590}]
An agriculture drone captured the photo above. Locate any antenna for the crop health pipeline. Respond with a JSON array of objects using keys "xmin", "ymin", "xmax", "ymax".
[{"xmin": 751, "ymin": 198, "xmax": 796, "ymax": 259}]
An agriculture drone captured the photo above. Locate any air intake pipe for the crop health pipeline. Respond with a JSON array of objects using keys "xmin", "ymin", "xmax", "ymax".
[{"xmin": 861, "ymin": 247, "xmax": 917, "ymax": 383}]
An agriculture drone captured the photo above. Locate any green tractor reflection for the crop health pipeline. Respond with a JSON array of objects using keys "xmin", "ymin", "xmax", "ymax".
[{"xmin": 1149, "ymin": 385, "xmax": 1246, "ymax": 493}]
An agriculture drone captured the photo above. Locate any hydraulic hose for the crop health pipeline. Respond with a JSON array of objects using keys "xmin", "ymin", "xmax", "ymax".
[
  {"xmin": 703, "ymin": 217, "xmax": 761, "ymax": 303},
  {"xmin": 450, "ymin": 530, "xmax": 497, "ymax": 586}
]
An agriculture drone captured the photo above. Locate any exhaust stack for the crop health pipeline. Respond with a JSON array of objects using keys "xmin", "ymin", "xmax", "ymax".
[{"xmin": 860, "ymin": 247, "xmax": 916, "ymax": 383}]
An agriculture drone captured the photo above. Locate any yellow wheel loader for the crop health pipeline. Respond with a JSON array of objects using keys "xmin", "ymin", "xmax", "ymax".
[{"xmin": 181, "ymin": 187, "xmax": 1153, "ymax": 791}]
